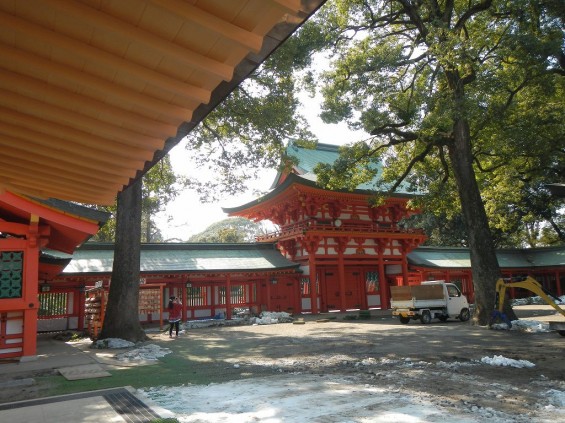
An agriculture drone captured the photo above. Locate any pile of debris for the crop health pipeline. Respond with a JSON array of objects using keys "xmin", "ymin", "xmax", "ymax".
[{"xmin": 182, "ymin": 311, "xmax": 294, "ymax": 330}]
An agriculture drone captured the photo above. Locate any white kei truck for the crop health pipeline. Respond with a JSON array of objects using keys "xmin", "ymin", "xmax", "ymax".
[{"xmin": 391, "ymin": 281, "xmax": 471, "ymax": 324}]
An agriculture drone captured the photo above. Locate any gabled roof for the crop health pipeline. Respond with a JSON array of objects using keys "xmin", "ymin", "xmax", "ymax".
[
  {"xmin": 408, "ymin": 246, "xmax": 565, "ymax": 269},
  {"xmin": 62, "ymin": 242, "xmax": 300, "ymax": 275},
  {"xmin": 0, "ymin": 191, "xmax": 108, "ymax": 254},
  {"xmin": 223, "ymin": 172, "xmax": 415, "ymax": 216},
  {"xmin": 271, "ymin": 142, "xmax": 416, "ymax": 193},
  {"xmin": 0, "ymin": 0, "xmax": 326, "ymax": 205}
]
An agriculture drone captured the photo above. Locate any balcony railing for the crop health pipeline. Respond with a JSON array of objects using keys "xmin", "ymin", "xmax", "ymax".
[{"xmin": 256, "ymin": 220, "xmax": 424, "ymax": 241}]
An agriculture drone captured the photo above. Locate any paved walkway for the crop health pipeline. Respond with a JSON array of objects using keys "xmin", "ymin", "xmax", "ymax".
[{"xmin": 0, "ymin": 334, "xmax": 168, "ymax": 423}]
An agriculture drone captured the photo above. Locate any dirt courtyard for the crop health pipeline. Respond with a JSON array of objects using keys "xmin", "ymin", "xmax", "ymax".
[
  {"xmin": 140, "ymin": 308, "xmax": 564, "ymax": 421},
  {"xmin": 1, "ymin": 306, "xmax": 564, "ymax": 422}
]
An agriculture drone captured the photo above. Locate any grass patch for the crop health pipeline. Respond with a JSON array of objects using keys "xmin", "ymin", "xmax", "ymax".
[{"xmin": 36, "ymin": 340, "xmax": 274, "ymax": 398}]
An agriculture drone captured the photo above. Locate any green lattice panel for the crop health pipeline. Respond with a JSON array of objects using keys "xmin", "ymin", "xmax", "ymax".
[{"xmin": 0, "ymin": 251, "xmax": 23, "ymax": 298}]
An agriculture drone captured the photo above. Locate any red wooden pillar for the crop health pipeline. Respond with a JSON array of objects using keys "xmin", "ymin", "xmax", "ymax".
[
  {"xmin": 266, "ymin": 276, "xmax": 272, "ymax": 311},
  {"xmin": 22, "ymin": 219, "xmax": 43, "ymax": 358},
  {"xmin": 308, "ymin": 254, "xmax": 318, "ymax": 314},
  {"xmin": 376, "ymin": 241, "xmax": 389, "ymax": 309},
  {"xmin": 555, "ymin": 271, "xmax": 562, "ymax": 296},
  {"xmin": 401, "ymin": 243, "xmax": 409, "ymax": 286},
  {"xmin": 294, "ymin": 277, "xmax": 301, "ymax": 314},
  {"xmin": 159, "ymin": 284, "xmax": 165, "ymax": 328},
  {"xmin": 226, "ymin": 274, "xmax": 232, "ymax": 320},
  {"xmin": 181, "ymin": 282, "xmax": 187, "ymax": 322},
  {"xmin": 77, "ymin": 287, "xmax": 85, "ymax": 331},
  {"xmin": 336, "ymin": 238, "xmax": 347, "ymax": 312}
]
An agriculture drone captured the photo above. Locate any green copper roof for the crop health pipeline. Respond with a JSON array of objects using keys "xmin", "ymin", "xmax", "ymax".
[
  {"xmin": 408, "ymin": 246, "xmax": 565, "ymax": 269},
  {"xmin": 280, "ymin": 142, "xmax": 415, "ymax": 194},
  {"xmin": 63, "ymin": 242, "xmax": 299, "ymax": 275}
]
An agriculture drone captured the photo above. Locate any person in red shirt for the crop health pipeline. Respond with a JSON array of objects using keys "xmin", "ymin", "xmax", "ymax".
[{"xmin": 167, "ymin": 296, "xmax": 182, "ymax": 337}]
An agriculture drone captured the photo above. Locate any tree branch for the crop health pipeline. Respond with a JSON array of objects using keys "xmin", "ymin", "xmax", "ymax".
[
  {"xmin": 388, "ymin": 142, "xmax": 435, "ymax": 192},
  {"xmin": 454, "ymin": 0, "xmax": 493, "ymax": 32}
]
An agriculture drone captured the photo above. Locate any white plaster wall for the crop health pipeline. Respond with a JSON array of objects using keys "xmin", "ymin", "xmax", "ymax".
[
  {"xmin": 386, "ymin": 264, "xmax": 402, "ymax": 274},
  {"xmin": 194, "ymin": 309, "xmax": 213, "ymax": 318},
  {"xmin": 367, "ymin": 295, "xmax": 381, "ymax": 307}
]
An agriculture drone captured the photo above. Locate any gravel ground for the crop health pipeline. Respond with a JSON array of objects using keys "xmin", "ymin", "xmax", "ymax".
[
  {"xmin": 139, "ymin": 310, "xmax": 564, "ymax": 421},
  {"xmin": 1, "ymin": 307, "xmax": 564, "ymax": 421}
]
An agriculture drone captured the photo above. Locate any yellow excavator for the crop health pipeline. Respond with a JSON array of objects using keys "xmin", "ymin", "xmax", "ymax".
[{"xmin": 490, "ymin": 276, "xmax": 565, "ymax": 336}]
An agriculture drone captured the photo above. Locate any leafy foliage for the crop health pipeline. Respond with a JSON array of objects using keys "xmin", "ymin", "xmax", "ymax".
[
  {"xmin": 91, "ymin": 156, "xmax": 186, "ymax": 242},
  {"xmin": 188, "ymin": 217, "xmax": 263, "ymax": 243},
  {"xmin": 182, "ymin": 0, "xmax": 564, "ymax": 324},
  {"xmin": 182, "ymin": 30, "xmax": 324, "ymax": 202}
]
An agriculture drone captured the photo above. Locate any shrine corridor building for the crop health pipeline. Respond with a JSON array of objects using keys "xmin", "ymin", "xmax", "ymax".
[{"xmin": 1, "ymin": 143, "xmax": 564, "ymax": 360}]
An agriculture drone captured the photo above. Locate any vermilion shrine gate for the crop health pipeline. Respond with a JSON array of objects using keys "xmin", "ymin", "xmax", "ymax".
[{"xmin": 224, "ymin": 143, "xmax": 427, "ymax": 313}]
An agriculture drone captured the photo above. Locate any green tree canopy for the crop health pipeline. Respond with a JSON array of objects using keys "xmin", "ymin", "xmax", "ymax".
[
  {"xmin": 91, "ymin": 156, "xmax": 187, "ymax": 243},
  {"xmin": 188, "ymin": 217, "xmax": 263, "ymax": 243},
  {"xmin": 187, "ymin": 0, "xmax": 564, "ymax": 325}
]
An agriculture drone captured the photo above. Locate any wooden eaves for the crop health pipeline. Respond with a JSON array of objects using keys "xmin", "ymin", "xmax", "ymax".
[{"xmin": 0, "ymin": 0, "xmax": 326, "ymax": 205}]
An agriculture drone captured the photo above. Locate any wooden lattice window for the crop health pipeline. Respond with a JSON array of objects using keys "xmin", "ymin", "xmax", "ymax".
[
  {"xmin": 38, "ymin": 292, "xmax": 68, "ymax": 318},
  {"xmin": 187, "ymin": 286, "xmax": 208, "ymax": 307},
  {"xmin": 0, "ymin": 251, "xmax": 23, "ymax": 299},
  {"xmin": 218, "ymin": 285, "xmax": 247, "ymax": 305}
]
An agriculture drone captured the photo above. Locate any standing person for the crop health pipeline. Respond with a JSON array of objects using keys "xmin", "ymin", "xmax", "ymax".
[{"xmin": 167, "ymin": 296, "xmax": 182, "ymax": 337}]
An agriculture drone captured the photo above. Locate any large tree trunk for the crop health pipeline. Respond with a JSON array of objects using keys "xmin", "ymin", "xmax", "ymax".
[
  {"xmin": 448, "ymin": 116, "xmax": 516, "ymax": 325},
  {"xmin": 99, "ymin": 178, "xmax": 148, "ymax": 342}
]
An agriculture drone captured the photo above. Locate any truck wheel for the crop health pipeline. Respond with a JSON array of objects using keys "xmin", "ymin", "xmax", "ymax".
[
  {"xmin": 459, "ymin": 308, "xmax": 470, "ymax": 322},
  {"xmin": 420, "ymin": 310, "xmax": 431, "ymax": 324},
  {"xmin": 399, "ymin": 316, "xmax": 410, "ymax": 324}
]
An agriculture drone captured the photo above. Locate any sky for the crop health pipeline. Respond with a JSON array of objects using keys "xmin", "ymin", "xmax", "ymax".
[{"xmin": 155, "ymin": 95, "xmax": 368, "ymax": 241}]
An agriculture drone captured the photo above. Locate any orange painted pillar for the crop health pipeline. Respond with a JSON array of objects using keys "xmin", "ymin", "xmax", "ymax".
[
  {"xmin": 338, "ymin": 251, "xmax": 346, "ymax": 312},
  {"xmin": 378, "ymin": 257, "xmax": 388, "ymax": 309},
  {"xmin": 401, "ymin": 248, "xmax": 409, "ymax": 286},
  {"xmin": 266, "ymin": 276, "xmax": 272, "ymax": 311},
  {"xmin": 309, "ymin": 254, "xmax": 318, "ymax": 314},
  {"xmin": 181, "ymin": 282, "xmax": 187, "ymax": 322},
  {"xmin": 22, "ymin": 232, "xmax": 40, "ymax": 358},
  {"xmin": 226, "ymin": 274, "xmax": 232, "ymax": 320}
]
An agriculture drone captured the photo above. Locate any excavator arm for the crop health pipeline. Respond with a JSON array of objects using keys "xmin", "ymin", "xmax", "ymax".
[{"xmin": 491, "ymin": 276, "xmax": 565, "ymax": 328}]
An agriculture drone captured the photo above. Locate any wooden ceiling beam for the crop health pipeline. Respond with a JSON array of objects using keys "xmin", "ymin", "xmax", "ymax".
[
  {"xmin": 0, "ymin": 165, "xmax": 121, "ymax": 197},
  {"xmin": 0, "ymin": 12, "xmax": 211, "ymax": 104},
  {"xmin": 0, "ymin": 139, "xmax": 133, "ymax": 186},
  {"xmin": 0, "ymin": 45, "xmax": 192, "ymax": 124},
  {"xmin": 150, "ymin": 0, "xmax": 263, "ymax": 52},
  {"xmin": 4, "ymin": 177, "xmax": 114, "ymax": 205},
  {"xmin": 0, "ymin": 132, "xmax": 138, "ymax": 177},
  {"xmin": 0, "ymin": 107, "xmax": 154, "ymax": 162},
  {"xmin": 0, "ymin": 123, "xmax": 142, "ymax": 172},
  {"xmin": 271, "ymin": 0, "xmax": 304, "ymax": 14},
  {"xmin": 0, "ymin": 67, "xmax": 178, "ymax": 139},
  {"xmin": 0, "ymin": 89, "xmax": 165, "ymax": 150},
  {"xmin": 48, "ymin": 0, "xmax": 234, "ymax": 80}
]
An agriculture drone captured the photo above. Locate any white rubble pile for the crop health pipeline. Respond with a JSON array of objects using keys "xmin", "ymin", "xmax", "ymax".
[
  {"xmin": 91, "ymin": 338, "xmax": 135, "ymax": 349},
  {"xmin": 180, "ymin": 311, "xmax": 293, "ymax": 330},
  {"xmin": 512, "ymin": 295, "xmax": 565, "ymax": 306},
  {"xmin": 491, "ymin": 319, "xmax": 552, "ymax": 332},
  {"xmin": 115, "ymin": 344, "xmax": 171, "ymax": 362},
  {"xmin": 251, "ymin": 311, "xmax": 293, "ymax": 325},
  {"xmin": 480, "ymin": 355, "xmax": 535, "ymax": 368}
]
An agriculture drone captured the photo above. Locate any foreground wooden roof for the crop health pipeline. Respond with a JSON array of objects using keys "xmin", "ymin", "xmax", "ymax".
[{"xmin": 0, "ymin": 0, "xmax": 325, "ymax": 205}]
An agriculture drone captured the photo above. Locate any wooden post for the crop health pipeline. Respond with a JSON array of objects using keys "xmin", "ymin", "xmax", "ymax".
[
  {"xmin": 308, "ymin": 254, "xmax": 318, "ymax": 314},
  {"xmin": 226, "ymin": 274, "xmax": 232, "ymax": 320}
]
